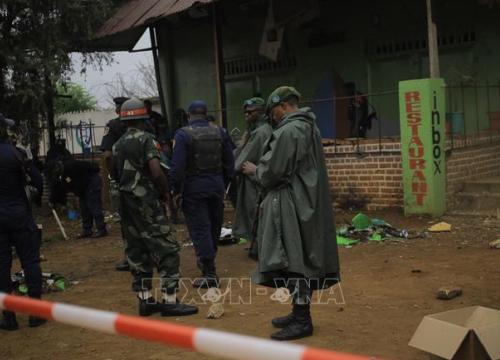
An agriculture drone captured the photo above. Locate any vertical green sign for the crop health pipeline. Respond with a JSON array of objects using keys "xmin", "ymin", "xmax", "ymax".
[{"xmin": 399, "ymin": 78, "xmax": 446, "ymax": 216}]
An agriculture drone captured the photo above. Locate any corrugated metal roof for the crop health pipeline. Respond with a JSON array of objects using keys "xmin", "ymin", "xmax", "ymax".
[{"xmin": 92, "ymin": 0, "xmax": 216, "ymax": 51}]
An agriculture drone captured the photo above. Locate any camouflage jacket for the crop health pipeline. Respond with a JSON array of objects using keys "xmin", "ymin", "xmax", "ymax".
[{"xmin": 112, "ymin": 128, "xmax": 160, "ymax": 197}]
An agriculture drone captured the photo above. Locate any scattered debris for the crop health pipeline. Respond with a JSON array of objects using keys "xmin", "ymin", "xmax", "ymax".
[
  {"xmin": 12, "ymin": 271, "xmax": 71, "ymax": 294},
  {"xmin": 489, "ymin": 239, "xmax": 500, "ymax": 249},
  {"xmin": 428, "ymin": 222, "xmax": 452, "ymax": 232},
  {"xmin": 411, "ymin": 269, "xmax": 422, "ymax": 274},
  {"xmin": 436, "ymin": 286, "xmax": 462, "ymax": 300},
  {"xmin": 206, "ymin": 303, "xmax": 224, "ymax": 319},
  {"xmin": 337, "ymin": 213, "xmax": 421, "ymax": 246}
]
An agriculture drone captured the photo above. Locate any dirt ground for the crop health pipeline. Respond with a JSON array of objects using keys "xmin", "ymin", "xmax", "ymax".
[{"xmin": 1, "ymin": 209, "xmax": 499, "ymax": 360}]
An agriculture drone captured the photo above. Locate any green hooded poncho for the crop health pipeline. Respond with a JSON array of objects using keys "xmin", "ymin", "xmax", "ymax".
[
  {"xmin": 251, "ymin": 108, "xmax": 340, "ymax": 290},
  {"xmin": 233, "ymin": 117, "xmax": 273, "ymax": 241}
]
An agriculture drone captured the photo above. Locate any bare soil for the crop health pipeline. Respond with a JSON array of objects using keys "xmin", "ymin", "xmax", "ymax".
[{"xmin": 1, "ymin": 209, "xmax": 499, "ymax": 360}]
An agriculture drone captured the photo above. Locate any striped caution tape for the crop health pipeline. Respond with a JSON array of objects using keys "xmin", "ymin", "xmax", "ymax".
[{"xmin": 0, "ymin": 293, "xmax": 382, "ymax": 360}]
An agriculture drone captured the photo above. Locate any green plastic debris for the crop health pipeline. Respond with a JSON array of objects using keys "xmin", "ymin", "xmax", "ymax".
[
  {"xmin": 238, "ymin": 238, "xmax": 248, "ymax": 245},
  {"xmin": 352, "ymin": 213, "xmax": 372, "ymax": 230},
  {"xmin": 18, "ymin": 284, "xmax": 28, "ymax": 294},
  {"xmin": 369, "ymin": 232, "xmax": 384, "ymax": 242},
  {"xmin": 336, "ymin": 235, "xmax": 359, "ymax": 246},
  {"xmin": 372, "ymin": 218, "xmax": 390, "ymax": 227},
  {"xmin": 55, "ymin": 278, "xmax": 66, "ymax": 291}
]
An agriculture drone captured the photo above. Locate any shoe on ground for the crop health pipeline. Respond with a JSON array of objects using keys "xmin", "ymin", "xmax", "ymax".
[
  {"xmin": 28, "ymin": 316, "xmax": 47, "ymax": 328},
  {"xmin": 115, "ymin": 258, "xmax": 130, "ymax": 272},
  {"xmin": 93, "ymin": 229, "xmax": 108, "ymax": 238},
  {"xmin": 77, "ymin": 232, "xmax": 93, "ymax": 239},
  {"xmin": 271, "ymin": 313, "xmax": 295, "ymax": 328},
  {"xmin": 160, "ymin": 300, "xmax": 198, "ymax": 317},
  {"xmin": 192, "ymin": 276, "xmax": 219, "ymax": 289},
  {"xmin": 0, "ymin": 311, "xmax": 18, "ymax": 331},
  {"xmin": 270, "ymin": 318, "xmax": 313, "ymax": 341},
  {"xmin": 138, "ymin": 297, "xmax": 161, "ymax": 317}
]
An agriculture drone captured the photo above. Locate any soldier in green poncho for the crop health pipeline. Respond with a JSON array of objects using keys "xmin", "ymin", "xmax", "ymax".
[
  {"xmin": 233, "ymin": 97, "xmax": 272, "ymax": 259},
  {"xmin": 242, "ymin": 86, "xmax": 340, "ymax": 341}
]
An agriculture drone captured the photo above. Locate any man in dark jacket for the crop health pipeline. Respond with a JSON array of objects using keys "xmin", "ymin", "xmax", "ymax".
[
  {"xmin": 0, "ymin": 113, "xmax": 46, "ymax": 330},
  {"xmin": 54, "ymin": 160, "xmax": 107, "ymax": 238},
  {"xmin": 243, "ymin": 87, "xmax": 340, "ymax": 341},
  {"xmin": 169, "ymin": 101, "xmax": 235, "ymax": 288}
]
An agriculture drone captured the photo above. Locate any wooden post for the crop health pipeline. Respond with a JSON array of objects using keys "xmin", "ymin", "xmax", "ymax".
[
  {"xmin": 44, "ymin": 73, "xmax": 56, "ymax": 149},
  {"xmin": 149, "ymin": 26, "xmax": 168, "ymax": 124},
  {"xmin": 426, "ymin": 0, "xmax": 440, "ymax": 78},
  {"xmin": 212, "ymin": 1, "xmax": 227, "ymax": 128}
]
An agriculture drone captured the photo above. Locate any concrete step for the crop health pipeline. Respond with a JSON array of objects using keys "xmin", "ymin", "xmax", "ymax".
[
  {"xmin": 463, "ymin": 176, "xmax": 500, "ymax": 193},
  {"xmin": 451, "ymin": 192, "xmax": 500, "ymax": 212}
]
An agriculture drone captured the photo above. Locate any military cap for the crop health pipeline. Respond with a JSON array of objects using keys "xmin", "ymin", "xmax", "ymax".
[
  {"xmin": 188, "ymin": 100, "xmax": 208, "ymax": 114},
  {"xmin": 266, "ymin": 86, "xmax": 301, "ymax": 112},
  {"xmin": 243, "ymin": 97, "xmax": 265, "ymax": 109},
  {"xmin": 0, "ymin": 113, "xmax": 15, "ymax": 128}
]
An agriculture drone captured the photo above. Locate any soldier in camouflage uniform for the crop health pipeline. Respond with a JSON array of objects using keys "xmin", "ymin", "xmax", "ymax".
[{"xmin": 112, "ymin": 98, "xmax": 198, "ymax": 317}]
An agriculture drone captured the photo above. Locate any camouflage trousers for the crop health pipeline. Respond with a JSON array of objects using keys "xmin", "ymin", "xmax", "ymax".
[{"xmin": 120, "ymin": 192, "xmax": 180, "ymax": 294}]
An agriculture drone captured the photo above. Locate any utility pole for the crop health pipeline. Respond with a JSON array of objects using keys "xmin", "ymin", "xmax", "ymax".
[
  {"xmin": 212, "ymin": 1, "xmax": 227, "ymax": 128},
  {"xmin": 426, "ymin": 0, "xmax": 440, "ymax": 78}
]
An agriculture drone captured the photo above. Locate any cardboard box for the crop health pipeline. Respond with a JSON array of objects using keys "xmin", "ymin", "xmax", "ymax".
[{"xmin": 409, "ymin": 306, "xmax": 500, "ymax": 359}]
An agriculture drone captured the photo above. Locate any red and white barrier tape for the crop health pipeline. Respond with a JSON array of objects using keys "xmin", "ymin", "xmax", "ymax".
[{"xmin": 0, "ymin": 293, "xmax": 381, "ymax": 360}]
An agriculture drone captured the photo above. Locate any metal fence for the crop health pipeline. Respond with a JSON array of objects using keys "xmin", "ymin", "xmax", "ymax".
[
  {"xmin": 39, "ymin": 121, "xmax": 107, "ymax": 160},
  {"xmin": 38, "ymin": 82, "xmax": 500, "ymax": 158}
]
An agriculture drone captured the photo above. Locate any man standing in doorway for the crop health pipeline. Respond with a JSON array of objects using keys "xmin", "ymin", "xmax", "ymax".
[
  {"xmin": 170, "ymin": 101, "xmax": 234, "ymax": 289},
  {"xmin": 233, "ymin": 97, "xmax": 272, "ymax": 259},
  {"xmin": 242, "ymin": 87, "xmax": 340, "ymax": 341}
]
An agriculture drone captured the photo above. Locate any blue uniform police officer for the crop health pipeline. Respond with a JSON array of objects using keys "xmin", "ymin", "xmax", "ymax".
[
  {"xmin": 0, "ymin": 113, "xmax": 46, "ymax": 330},
  {"xmin": 169, "ymin": 101, "xmax": 234, "ymax": 288}
]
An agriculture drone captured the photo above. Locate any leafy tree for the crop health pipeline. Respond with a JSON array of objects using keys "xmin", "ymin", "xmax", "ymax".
[
  {"xmin": 54, "ymin": 83, "xmax": 97, "ymax": 114},
  {"xmin": 0, "ymin": 0, "xmax": 119, "ymax": 153}
]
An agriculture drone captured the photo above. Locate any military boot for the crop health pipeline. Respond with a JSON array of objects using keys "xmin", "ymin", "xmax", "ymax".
[
  {"xmin": 93, "ymin": 228, "xmax": 108, "ymax": 238},
  {"xmin": 160, "ymin": 300, "xmax": 199, "ymax": 317},
  {"xmin": 271, "ymin": 312, "xmax": 295, "ymax": 328},
  {"xmin": 270, "ymin": 305, "xmax": 313, "ymax": 341},
  {"xmin": 0, "ymin": 311, "xmax": 18, "ymax": 331},
  {"xmin": 138, "ymin": 297, "xmax": 161, "ymax": 317},
  {"xmin": 28, "ymin": 316, "xmax": 47, "ymax": 328},
  {"xmin": 192, "ymin": 260, "xmax": 219, "ymax": 289}
]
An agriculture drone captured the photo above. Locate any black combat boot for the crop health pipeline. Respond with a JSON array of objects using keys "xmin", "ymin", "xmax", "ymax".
[
  {"xmin": 160, "ymin": 300, "xmax": 199, "ymax": 317},
  {"xmin": 28, "ymin": 316, "xmax": 47, "ymax": 328},
  {"xmin": 0, "ymin": 311, "xmax": 19, "ymax": 331},
  {"xmin": 271, "ymin": 312, "xmax": 295, "ymax": 328},
  {"xmin": 93, "ymin": 228, "xmax": 108, "ymax": 238},
  {"xmin": 115, "ymin": 258, "xmax": 130, "ymax": 271},
  {"xmin": 77, "ymin": 232, "xmax": 92, "ymax": 239},
  {"xmin": 138, "ymin": 297, "xmax": 161, "ymax": 317},
  {"xmin": 192, "ymin": 260, "xmax": 219, "ymax": 289},
  {"xmin": 270, "ymin": 304, "xmax": 313, "ymax": 341}
]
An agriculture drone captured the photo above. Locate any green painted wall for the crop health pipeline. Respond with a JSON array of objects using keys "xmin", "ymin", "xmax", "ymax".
[{"xmin": 156, "ymin": 0, "xmax": 500, "ymax": 136}]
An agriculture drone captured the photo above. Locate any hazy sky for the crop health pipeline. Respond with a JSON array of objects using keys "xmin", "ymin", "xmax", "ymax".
[{"xmin": 70, "ymin": 31, "xmax": 153, "ymax": 108}]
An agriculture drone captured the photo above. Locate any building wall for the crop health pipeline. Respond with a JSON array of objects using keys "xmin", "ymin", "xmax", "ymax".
[
  {"xmin": 156, "ymin": 0, "xmax": 500, "ymax": 137},
  {"xmin": 325, "ymin": 134, "xmax": 500, "ymax": 210}
]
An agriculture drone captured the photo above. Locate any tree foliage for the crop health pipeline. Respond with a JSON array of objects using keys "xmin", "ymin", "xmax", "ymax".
[
  {"xmin": 0, "ymin": 0, "xmax": 119, "ymax": 152},
  {"xmin": 54, "ymin": 82, "xmax": 97, "ymax": 114},
  {"xmin": 103, "ymin": 60, "xmax": 159, "ymax": 105}
]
